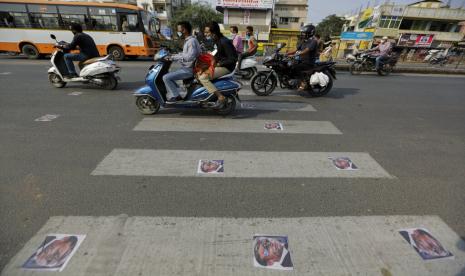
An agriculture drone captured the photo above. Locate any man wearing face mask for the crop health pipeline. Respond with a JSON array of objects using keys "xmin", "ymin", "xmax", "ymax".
[
  {"xmin": 368, "ymin": 36, "xmax": 392, "ymax": 71},
  {"xmin": 63, "ymin": 23, "xmax": 100, "ymax": 78},
  {"xmin": 162, "ymin": 21, "xmax": 201, "ymax": 102},
  {"xmin": 237, "ymin": 26, "xmax": 257, "ymax": 70}
]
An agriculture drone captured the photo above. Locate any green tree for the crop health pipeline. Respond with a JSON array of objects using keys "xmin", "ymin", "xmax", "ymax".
[
  {"xmin": 171, "ymin": 3, "xmax": 223, "ymax": 31},
  {"xmin": 315, "ymin": 14, "xmax": 347, "ymax": 40}
]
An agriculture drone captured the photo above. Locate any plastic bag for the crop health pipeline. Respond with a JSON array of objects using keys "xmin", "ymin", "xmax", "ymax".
[{"xmin": 310, "ymin": 72, "xmax": 329, "ymax": 87}]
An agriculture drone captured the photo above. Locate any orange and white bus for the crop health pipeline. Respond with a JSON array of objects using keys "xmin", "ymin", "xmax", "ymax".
[{"xmin": 0, "ymin": 0, "xmax": 160, "ymax": 59}]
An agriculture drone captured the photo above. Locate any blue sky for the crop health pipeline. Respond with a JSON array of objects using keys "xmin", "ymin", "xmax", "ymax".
[{"xmin": 308, "ymin": 0, "xmax": 464, "ymax": 23}]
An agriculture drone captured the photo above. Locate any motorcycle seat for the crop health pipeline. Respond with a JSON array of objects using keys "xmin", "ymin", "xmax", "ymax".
[
  {"xmin": 81, "ymin": 57, "xmax": 102, "ymax": 65},
  {"xmin": 217, "ymin": 70, "xmax": 235, "ymax": 80}
]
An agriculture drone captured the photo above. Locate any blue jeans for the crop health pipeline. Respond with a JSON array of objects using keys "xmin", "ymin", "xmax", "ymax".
[
  {"xmin": 64, "ymin": 53, "xmax": 87, "ymax": 75},
  {"xmin": 375, "ymin": 55, "xmax": 387, "ymax": 70},
  {"xmin": 162, "ymin": 67, "xmax": 193, "ymax": 98}
]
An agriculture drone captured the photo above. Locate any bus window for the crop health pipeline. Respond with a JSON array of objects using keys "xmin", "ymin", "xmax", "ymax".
[
  {"xmin": 0, "ymin": 3, "xmax": 30, "ymax": 28},
  {"xmin": 28, "ymin": 4, "xmax": 60, "ymax": 29},
  {"xmin": 58, "ymin": 6, "xmax": 89, "ymax": 30},
  {"xmin": 89, "ymin": 7, "xmax": 117, "ymax": 31},
  {"xmin": 119, "ymin": 14, "xmax": 138, "ymax": 32}
]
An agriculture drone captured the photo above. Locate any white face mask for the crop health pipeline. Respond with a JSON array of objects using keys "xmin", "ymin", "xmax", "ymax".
[{"xmin": 177, "ymin": 32, "xmax": 183, "ymax": 38}]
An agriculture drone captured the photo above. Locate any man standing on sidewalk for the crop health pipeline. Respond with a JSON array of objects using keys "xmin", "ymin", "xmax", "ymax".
[{"xmin": 162, "ymin": 21, "xmax": 201, "ymax": 102}]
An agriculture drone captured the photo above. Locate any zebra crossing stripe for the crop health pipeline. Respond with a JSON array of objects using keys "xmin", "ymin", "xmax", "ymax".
[
  {"xmin": 239, "ymin": 101, "xmax": 316, "ymax": 111},
  {"xmin": 91, "ymin": 150, "xmax": 393, "ymax": 178},
  {"xmin": 2, "ymin": 215, "xmax": 463, "ymax": 275},
  {"xmin": 134, "ymin": 118, "xmax": 341, "ymax": 135}
]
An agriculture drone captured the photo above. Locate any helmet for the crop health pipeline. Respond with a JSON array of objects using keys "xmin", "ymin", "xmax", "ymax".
[{"xmin": 300, "ymin": 24, "xmax": 316, "ymax": 39}]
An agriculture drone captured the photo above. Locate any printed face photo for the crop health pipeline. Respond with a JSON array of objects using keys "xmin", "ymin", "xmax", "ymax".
[
  {"xmin": 330, "ymin": 157, "xmax": 358, "ymax": 170},
  {"xmin": 198, "ymin": 160, "xmax": 224, "ymax": 174},
  {"xmin": 264, "ymin": 122, "xmax": 283, "ymax": 130},
  {"xmin": 22, "ymin": 235, "xmax": 85, "ymax": 271},
  {"xmin": 253, "ymin": 235, "xmax": 293, "ymax": 270},
  {"xmin": 399, "ymin": 228, "xmax": 453, "ymax": 260}
]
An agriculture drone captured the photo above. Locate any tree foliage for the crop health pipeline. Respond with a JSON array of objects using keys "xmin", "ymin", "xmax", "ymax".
[
  {"xmin": 171, "ymin": 4, "xmax": 223, "ymax": 31},
  {"xmin": 315, "ymin": 14, "xmax": 347, "ymax": 40}
]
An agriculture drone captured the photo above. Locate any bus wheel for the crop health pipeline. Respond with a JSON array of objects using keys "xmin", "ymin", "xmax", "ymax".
[
  {"xmin": 22, "ymin": 44, "xmax": 40, "ymax": 59},
  {"xmin": 108, "ymin": 46, "xmax": 125, "ymax": 60}
]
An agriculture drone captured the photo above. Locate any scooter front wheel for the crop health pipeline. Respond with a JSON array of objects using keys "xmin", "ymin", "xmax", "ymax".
[
  {"xmin": 136, "ymin": 96, "xmax": 160, "ymax": 115},
  {"xmin": 48, "ymin": 73, "xmax": 66, "ymax": 88},
  {"xmin": 215, "ymin": 95, "xmax": 236, "ymax": 116}
]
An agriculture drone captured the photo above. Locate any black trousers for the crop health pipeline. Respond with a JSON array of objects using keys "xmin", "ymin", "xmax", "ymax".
[
  {"xmin": 291, "ymin": 62, "xmax": 314, "ymax": 79},
  {"xmin": 238, "ymin": 52, "xmax": 254, "ymax": 68}
]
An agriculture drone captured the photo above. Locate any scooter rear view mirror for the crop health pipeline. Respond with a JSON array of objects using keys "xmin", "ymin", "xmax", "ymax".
[{"xmin": 50, "ymin": 34, "xmax": 56, "ymax": 40}]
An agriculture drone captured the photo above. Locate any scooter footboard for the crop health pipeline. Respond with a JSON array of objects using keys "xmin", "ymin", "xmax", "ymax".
[{"xmin": 134, "ymin": 85, "xmax": 155, "ymax": 98}]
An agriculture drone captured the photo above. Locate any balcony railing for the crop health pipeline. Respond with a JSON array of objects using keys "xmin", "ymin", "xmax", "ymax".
[
  {"xmin": 375, "ymin": 28, "xmax": 465, "ymax": 41},
  {"xmin": 381, "ymin": 4, "xmax": 465, "ymax": 20}
]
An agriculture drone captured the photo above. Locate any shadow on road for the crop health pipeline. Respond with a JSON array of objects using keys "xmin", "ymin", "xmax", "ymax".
[{"xmin": 323, "ymin": 87, "xmax": 360, "ymax": 99}]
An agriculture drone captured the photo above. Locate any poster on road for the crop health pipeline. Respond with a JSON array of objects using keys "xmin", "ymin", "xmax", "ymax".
[
  {"xmin": 329, "ymin": 157, "xmax": 358, "ymax": 170},
  {"xmin": 264, "ymin": 122, "xmax": 283, "ymax": 131},
  {"xmin": 198, "ymin": 160, "xmax": 224, "ymax": 174},
  {"xmin": 399, "ymin": 228, "xmax": 453, "ymax": 261},
  {"xmin": 22, "ymin": 234, "xmax": 86, "ymax": 271},
  {"xmin": 253, "ymin": 235, "xmax": 293, "ymax": 270}
]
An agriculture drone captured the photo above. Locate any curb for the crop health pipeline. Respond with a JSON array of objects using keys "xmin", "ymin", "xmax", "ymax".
[{"xmin": 335, "ymin": 64, "xmax": 465, "ymax": 75}]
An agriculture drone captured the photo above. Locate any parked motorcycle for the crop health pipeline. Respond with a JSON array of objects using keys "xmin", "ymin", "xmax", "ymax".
[
  {"xmin": 47, "ymin": 34, "xmax": 120, "ymax": 90},
  {"xmin": 235, "ymin": 56, "xmax": 257, "ymax": 79},
  {"xmin": 134, "ymin": 48, "xmax": 241, "ymax": 115},
  {"xmin": 349, "ymin": 51, "xmax": 398, "ymax": 76},
  {"xmin": 250, "ymin": 43, "xmax": 336, "ymax": 97}
]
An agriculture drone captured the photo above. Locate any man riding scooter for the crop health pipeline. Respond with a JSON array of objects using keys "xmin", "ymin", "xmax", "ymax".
[
  {"xmin": 62, "ymin": 23, "xmax": 100, "ymax": 78},
  {"xmin": 162, "ymin": 21, "xmax": 201, "ymax": 103},
  {"xmin": 287, "ymin": 24, "xmax": 318, "ymax": 91},
  {"xmin": 237, "ymin": 26, "xmax": 257, "ymax": 70}
]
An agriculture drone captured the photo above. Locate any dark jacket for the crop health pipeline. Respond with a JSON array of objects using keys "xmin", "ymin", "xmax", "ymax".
[
  {"xmin": 214, "ymin": 36, "xmax": 238, "ymax": 72},
  {"xmin": 68, "ymin": 32, "xmax": 100, "ymax": 58}
]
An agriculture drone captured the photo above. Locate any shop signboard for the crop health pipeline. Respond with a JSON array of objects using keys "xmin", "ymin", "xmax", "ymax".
[
  {"xmin": 398, "ymin": 33, "xmax": 435, "ymax": 47},
  {"xmin": 341, "ymin": 32, "xmax": 374, "ymax": 41},
  {"xmin": 216, "ymin": 0, "xmax": 273, "ymax": 9}
]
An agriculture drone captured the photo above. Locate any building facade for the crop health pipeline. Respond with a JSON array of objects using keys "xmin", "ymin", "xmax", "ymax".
[
  {"xmin": 216, "ymin": 0, "xmax": 274, "ymax": 41},
  {"xmin": 273, "ymin": 0, "xmax": 307, "ymax": 29},
  {"xmin": 342, "ymin": 0, "xmax": 465, "ymax": 49}
]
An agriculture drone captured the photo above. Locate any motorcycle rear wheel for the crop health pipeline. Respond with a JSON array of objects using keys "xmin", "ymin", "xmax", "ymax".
[
  {"xmin": 251, "ymin": 72, "xmax": 277, "ymax": 96},
  {"xmin": 215, "ymin": 95, "xmax": 236, "ymax": 116},
  {"xmin": 242, "ymin": 67, "xmax": 257, "ymax": 80},
  {"xmin": 349, "ymin": 62, "xmax": 363, "ymax": 75},
  {"xmin": 377, "ymin": 65, "xmax": 392, "ymax": 76},
  {"xmin": 306, "ymin": 73, "xmax": 333, "ymax": 97}
]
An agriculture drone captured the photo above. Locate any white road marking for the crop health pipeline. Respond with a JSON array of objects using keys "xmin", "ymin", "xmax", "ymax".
[
  {"xmin": 134, "ymin": 118, "xmax": 341, "ymax": 135},
  {"xmin": 2, "ymin": 215, "xmax": 463, "ymax": 275},
  {"xmin": 68, "ymin": 91, "xmax": 83, "ymax": 96},
  {"xmin": 239, "ymin": 101, "xmax": 316, "ymax": 111},
  {"xmin": 0, "ymin": 72, "xmax": 11, "ymax": 75},
  {"xmin": 34, "ymin": 114, "xmax": 60, "ymax": 122},
  {"xmin": 91, "ymin": 150, "xmax": 393, "ymax": 178}
]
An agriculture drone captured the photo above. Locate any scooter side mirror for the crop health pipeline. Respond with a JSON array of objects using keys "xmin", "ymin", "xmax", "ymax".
[{"xmin": 50, "ymin": 34, "xmax": 56, "ymax": 40}]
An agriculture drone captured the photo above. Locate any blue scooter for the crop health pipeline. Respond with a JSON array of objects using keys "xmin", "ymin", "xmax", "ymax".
[{"xmin": 134, "ymin": 48, "xmax": 241, "ymax": 115}]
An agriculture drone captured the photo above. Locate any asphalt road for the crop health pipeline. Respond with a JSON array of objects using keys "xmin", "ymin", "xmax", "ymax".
[{"xmin": 0, "ymin": 57, "xmax": 465, "ymax": 272}]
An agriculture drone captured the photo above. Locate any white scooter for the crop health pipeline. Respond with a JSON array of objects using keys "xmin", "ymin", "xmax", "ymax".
[
  {"xmin": 235, "ymin": 56, "xmax": 257, "ymax": 80},
  {"xmin": 48, "ymin": 34, "xmax": 120, "ymax": 90}
]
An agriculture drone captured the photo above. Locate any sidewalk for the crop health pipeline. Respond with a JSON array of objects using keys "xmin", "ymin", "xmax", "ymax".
[{"xmin": 334, "ymin": 59, "xmax": 465, "ymax": 75}]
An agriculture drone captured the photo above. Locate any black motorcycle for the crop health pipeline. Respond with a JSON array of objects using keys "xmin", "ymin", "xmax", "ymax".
[
  {"xmin": 251, "ymin": 43, "xmax": 337, "ymax": 97},
  {"xmin": 349, "ymin": 51, "xmax": 398, "ymax": 76}
]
